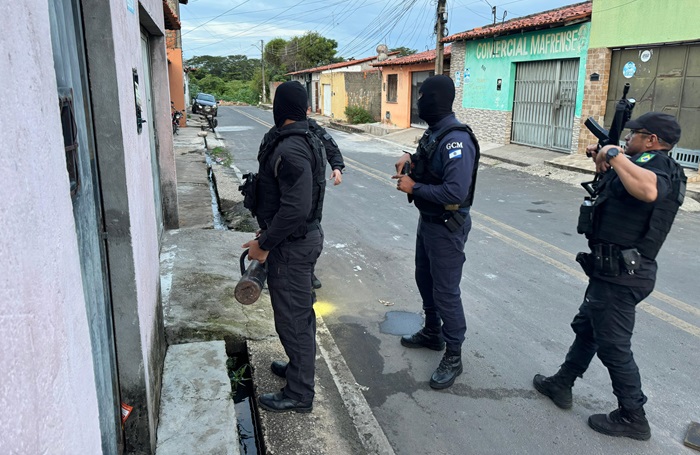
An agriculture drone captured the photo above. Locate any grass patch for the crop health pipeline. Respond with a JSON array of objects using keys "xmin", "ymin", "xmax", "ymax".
[
  {"xmin": 226, "ymin": 357, "xmax": 251, "ymax": 398},
  {"xmin": 209, "ymin": 146, "xmax": 232, "ymax": 167}
]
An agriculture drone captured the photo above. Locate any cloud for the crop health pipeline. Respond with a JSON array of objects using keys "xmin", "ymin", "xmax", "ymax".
[{"xmin": 181, "ymin": 0, "xmax": 584, "ymax": 59}]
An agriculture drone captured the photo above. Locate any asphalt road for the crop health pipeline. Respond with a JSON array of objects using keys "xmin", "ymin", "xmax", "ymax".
[{"xmin": 216, "ymin": 105, "xmax": 700, "ymax": 455}]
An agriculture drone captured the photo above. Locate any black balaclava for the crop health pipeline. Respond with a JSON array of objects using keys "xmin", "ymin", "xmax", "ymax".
[
  {"xmin": 273, "ymin": 81, "xmax": 308, "ymax": 128},
  {"xmin": 418, "ymin": 75, "xmax": 455, "ymax": 127}
]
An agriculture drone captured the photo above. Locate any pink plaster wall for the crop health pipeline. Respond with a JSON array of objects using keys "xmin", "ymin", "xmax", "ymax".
[
  {"xmin": 108, "ymin": 0, "xmax": 167, "ymax": 423},
  {"xmin": 0, "ymin": 2, "xmax": 101, "ymax": 453}
]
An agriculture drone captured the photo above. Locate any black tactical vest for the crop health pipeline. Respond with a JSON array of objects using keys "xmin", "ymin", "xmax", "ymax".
[
  {"xmin": 412, "ymin": 124, "xmax": 480, "ymax": 213},
  {"xmin": 590, "ymin": 152, "xmax": 686, "ymax": 260},
  {"xmin": 256, "ymin": 129, "xmax": 327, "ymax": 227}
]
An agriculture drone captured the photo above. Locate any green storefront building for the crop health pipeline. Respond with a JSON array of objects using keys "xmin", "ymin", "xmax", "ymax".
[{"xmin": 444, "ymin": 2, "xmax": 593, "ymax": 153}]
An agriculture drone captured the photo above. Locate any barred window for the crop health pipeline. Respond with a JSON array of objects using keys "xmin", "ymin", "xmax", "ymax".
[{"xmin": 387, "ymin": 74, "xmax": 398, "ymax": 102}]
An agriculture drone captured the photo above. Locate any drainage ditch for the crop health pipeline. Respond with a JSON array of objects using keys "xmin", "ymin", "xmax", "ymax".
[
  {"xmin": 207, "ymin": 154, "xmax": 264, "ymax": 453},
  {"xmin": 205, "ymin": 155, "xmax": 228, "ymax": 230},
  {"xmin": 227, "ymin": 344, "xmax": 265, "ymax": 455}
]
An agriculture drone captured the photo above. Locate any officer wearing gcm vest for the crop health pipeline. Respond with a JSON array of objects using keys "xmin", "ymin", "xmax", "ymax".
[
  {"xmin": 534, "ymin": 112, "xmax": 686, "ymax": 441},
  {"xmin": 243, "ymin": 81, "xmax": 326, "ymax": 413},
  {"xmin": 394, "ymin": 75, "xmax": 480, "ymax": 389}
]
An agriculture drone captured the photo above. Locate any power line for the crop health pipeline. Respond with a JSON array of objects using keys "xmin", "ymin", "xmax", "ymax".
[
  {"xmin": 338, "ymin": 0, "xmax": 417, "ymax": 56},
  {"xmin": 183, "ymin": 0, "xmax": 351, "ymax": 55},
  {"xmin": 182, "ymin": 0, "xmax": 253, "ymax": 36},
  {"xmin": 184, "ymin": 0, "xmax": 310, "ymax": 52}
]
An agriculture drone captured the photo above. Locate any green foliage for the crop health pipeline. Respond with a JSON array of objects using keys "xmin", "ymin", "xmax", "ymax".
[
  {"xmin": 226, "ymin": 358, "xmax": 250, "ymax": 397},
  {"xmin": 187, "ymin": 32, "xmax": 340, "ymax": 105},
  {"xmin": 344, "ymin": 105, "xmax": 374, "ymax": 124},
  {"xmin": 223, "ymin": 80, "xmax": 260, "ymax": 105},
  {"xmin": 390, "ymin": 47, "xmax": 417, "ymax": 57},
  {"xmin": 209, "ymin": 146, "xmax": 232, "ymax": 167},
  {"xmin": 264, "ymin": 38, "xmax": 287, "ymax": 69},
  {"xmin": 195, "ymin": 74, "xmax": 227, "ymax": 95},
  {"xmin": 264, "ymin": 32, "xmax": 343, "ymax": 77},
  {"xmin": 186, "ymin": 54, "xmax": 260, "ymax": 81}
]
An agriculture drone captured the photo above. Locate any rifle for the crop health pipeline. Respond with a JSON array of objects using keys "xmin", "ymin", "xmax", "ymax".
[
  {"xmin": 581, "ymin": 83, "xmax": 636, "ymax": 196},
  {"xmin": 584, "ymin": 83, "xmax": 636, "ymax": 155}
]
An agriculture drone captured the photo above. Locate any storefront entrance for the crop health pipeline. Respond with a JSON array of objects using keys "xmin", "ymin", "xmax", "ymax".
[{"xmin": 511, "ymin": 59, "xmax": 579, "ymax": 152}]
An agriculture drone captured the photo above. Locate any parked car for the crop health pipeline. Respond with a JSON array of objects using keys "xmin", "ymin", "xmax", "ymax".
[{"xmin": 191, "ymin": 93, "xmax": 219, "ymax": 117}]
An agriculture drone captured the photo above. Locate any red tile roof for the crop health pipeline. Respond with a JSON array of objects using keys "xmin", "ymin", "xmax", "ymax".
[
  {"xmin": 371, "ymin": 46, "xmax": 451, "ymax": 67},
  {"xmin": 442, "ymin": 1, "xmax": 591, "ymax": 43},
  {"xmin": 287, "ymin": 52, "xmax": 400, "ymax": 75},
  {"xmin": 163, "ymin": 0, "xmax": 181, "ymax": 30}
]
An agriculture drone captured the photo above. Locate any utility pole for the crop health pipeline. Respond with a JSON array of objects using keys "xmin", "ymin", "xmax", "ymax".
[
  {"xmin": 435, "ymin": 0, "xmax": 447, "ymax": 75},
  {"xmin": 260, "ymin": 39, "xmax": 267, "ymax": 104}
]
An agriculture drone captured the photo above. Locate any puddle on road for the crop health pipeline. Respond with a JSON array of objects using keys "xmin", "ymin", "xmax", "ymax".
[{"xmin": 379, "ymin": 311, "xmax": 423, "ymax": 335}]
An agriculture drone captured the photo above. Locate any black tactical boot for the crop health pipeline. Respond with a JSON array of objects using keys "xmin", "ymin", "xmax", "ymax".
[
  {"xmin": 532, "ymin": 368, "xmax": 576, "ymax": 409},
  {"xmin": 588, "ymin": 405, "xmax": 651, "ymax": 441},
  {"xmin": 400, "ymin": 328, "xmax": 445, "ymax": 351},
  {"xmin": 270, "ymin": 360, "xmax": 288, "ymax": 378},
  {"xmin": 429, "ymin": 351, "xmax": 463, "ymax": 389}
]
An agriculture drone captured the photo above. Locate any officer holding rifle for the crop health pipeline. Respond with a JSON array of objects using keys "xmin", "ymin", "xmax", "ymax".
[{"xmin": 533, "ymin": 111, "xmax": 686, "ymax": 441}]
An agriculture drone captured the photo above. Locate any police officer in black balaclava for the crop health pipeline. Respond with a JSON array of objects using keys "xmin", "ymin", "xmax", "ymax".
[
  {"xmin": 257, "ymin": 99, "xmax": 346, "ymax": 294},
  {"xmin": 394, "ymin": 75, "xmax": 481, "ymax": 389},
  {"xmin": 243, "ymin": 81, "xmax": 326, "ymax": 413}
]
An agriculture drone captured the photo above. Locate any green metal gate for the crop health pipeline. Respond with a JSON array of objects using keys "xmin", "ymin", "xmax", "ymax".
[
  {"xmin": 511, "ymin": 59, "xmax": 579, "ymax": 152},
  {"xmin": 607, "ymin": 44, "xmax": 700, "ymax": 169}
]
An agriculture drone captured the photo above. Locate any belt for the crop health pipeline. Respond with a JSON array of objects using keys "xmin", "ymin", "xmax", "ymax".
[
  {"xmin": 287, "ymin": 221, "xmax": 321, "ymax": 241},
  {"xmin": 420, "ymin": 214, "xmax": 444, "ymax": 224},
  {"xmin": 421, "ymin": 208, "xmax": 470, "ymax": 225}
]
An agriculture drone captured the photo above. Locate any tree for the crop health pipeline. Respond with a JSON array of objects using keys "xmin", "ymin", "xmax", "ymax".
[
  {"xmin": 186, "ymin": 55, "xmax": 259, "ymax": 82},
  {"xmin": 264, "ymin": 38, "xmax": 287, "ymax": 70},
  {"xmin": 390, "ymin": 47, "xmax": 417, "ymax": 57},
  {"xmin": 265, "ymin": 32, "xmax": 343, "ymax": 74}
]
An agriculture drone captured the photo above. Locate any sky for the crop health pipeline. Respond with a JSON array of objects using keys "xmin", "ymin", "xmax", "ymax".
[{"xmin": 180, "ymin": 0, "xmax": 586, "ymax": 62}]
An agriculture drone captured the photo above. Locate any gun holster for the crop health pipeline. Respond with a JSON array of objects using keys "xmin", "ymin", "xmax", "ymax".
[
  {"xmin": 576, "ymin": 252, "xmax": 593, "ymax": 277},
  {"xmin": 442, "ymin": 211, "xmax": 466, "ymax": 233}
]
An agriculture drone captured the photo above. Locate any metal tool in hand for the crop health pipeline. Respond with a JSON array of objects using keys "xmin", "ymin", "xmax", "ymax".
[{"xmin": 234, "ymin": 249, "xmax": 267, "ymax": 305}]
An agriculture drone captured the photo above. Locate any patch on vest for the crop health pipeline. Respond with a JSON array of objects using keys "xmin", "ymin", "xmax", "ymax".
[
  {"xmin": 636, "ymin": 153, "xmax": 656, "ymax": 164},
  {"xmin": 448, "ymin": 149, "xmax": 462, "ymax": 159}
]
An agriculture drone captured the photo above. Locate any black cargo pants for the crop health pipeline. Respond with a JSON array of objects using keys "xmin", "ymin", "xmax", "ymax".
[
  {"xmin": 415, "ymin": 213, "xmax": 471, "ymax": 352},
  {"xmin": 562, "ymin": 277, "xmax": 654, "ymax": 410},
  {"xmin": 266, "ymin": 227, "xmax": 323, "ymax": 403}
]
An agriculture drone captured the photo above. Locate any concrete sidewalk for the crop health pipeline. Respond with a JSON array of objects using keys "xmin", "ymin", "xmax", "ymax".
[{"xmin": 156, "ymin": 122, "xmax": 388, "ymax": 455}]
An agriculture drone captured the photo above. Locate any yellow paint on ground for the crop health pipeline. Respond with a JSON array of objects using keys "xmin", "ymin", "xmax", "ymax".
[{"xmin": 313, "ymin": 300, "xmax": 335, "ymax": 317}]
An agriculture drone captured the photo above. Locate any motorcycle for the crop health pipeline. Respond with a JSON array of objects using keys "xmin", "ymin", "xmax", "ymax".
[
  {"xmin": 200, "ymin": 113, "xmax": 217, "ymax": 133},
  {"xmin": 171, "ymin": 102, "xmax": 183, "ymax": 135}
]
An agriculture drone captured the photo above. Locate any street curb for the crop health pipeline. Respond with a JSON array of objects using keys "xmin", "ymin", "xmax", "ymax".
[
  {"xmin": 329, "ymin": 122, "xmax": 366, "ymax": 134},
  {"xmin": 544, "ymin": 159, "xmax": 596, "ymax": 175}
]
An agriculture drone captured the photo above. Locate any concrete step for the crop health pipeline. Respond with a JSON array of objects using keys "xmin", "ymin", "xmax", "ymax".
[{"xmin": 156, "ymin": 341, "xmax": 239, "ymax": 455}]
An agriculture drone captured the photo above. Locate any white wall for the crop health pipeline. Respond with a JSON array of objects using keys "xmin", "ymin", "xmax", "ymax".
[{"xmin": 0, "ymin": 1, "xmax": 102, "ymax": 453}]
